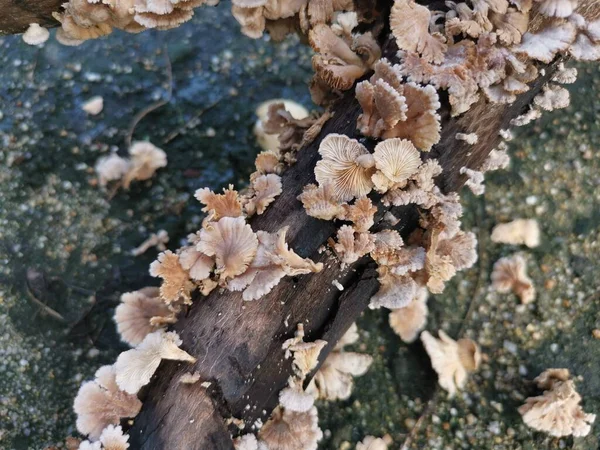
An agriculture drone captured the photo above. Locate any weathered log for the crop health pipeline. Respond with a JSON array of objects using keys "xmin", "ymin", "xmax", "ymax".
[
  {"xmin": 126, "ymin": 54, "xmax": 565, "ymax": 450},
  {"xmin": 0, "ymin": 0, "xmax": 61, "ymax": 35}
]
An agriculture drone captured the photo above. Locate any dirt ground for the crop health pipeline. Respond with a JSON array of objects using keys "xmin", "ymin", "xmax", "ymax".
[{"xmin": 0, "ymin": 3, "xmax": 599, "ymax": 449}]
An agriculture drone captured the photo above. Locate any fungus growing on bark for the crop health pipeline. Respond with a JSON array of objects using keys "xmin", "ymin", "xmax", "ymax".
[
  {"xmin": 481, "ymin": 147, "xmax": 510, "ymax": 171},
  {"xmin": 370, "ymin": 266, "xmax": 420, "ymax": 309},
  {"xmin": 309, "ymin": 23, "xmax": 381, "ymax": 101},
  {"xmin": 254, "ymin": 99, "xmax": 309, "ymax": 151},
  {"xmin": 569, "ymin": 17, "xmax": 600, "ymax": 61},
  {"xmin": 356, "ymin": 60, "xmax": 441, "ymax": 149},
  {"xmin": 279, "ymin": 379, "xmax": 316, "ymax": 412},
  {"xmin": 73, "ymin": 365, "xmax": 142, "ymax": 440},
  {"xmin": 491, "ymin": 254, "xmax": 535, "ymax": 303},
  {"xmin": 515, "ymin": 21, "xmax": 576, "ymax": 63},
  {"xmin": 179, "ymin": 372, "xmax": 202, "ymax": 384},
  {"xmin": 314, "ymin": 134, "xmax": 375, "ymax": 201},
  {"xmin": 333, "ymin": 225, "xmax": 375, "ymax": 266},
  {"xmin": 390, "ymin": 0, "xmax": 447, "ymax": 63},
  {"xmin": 233, "ymin": 433, "xmax": 259, "ymax": 450},
  {"xmin": 298, "ymin": 183, "xmax": 346, "ymax": 220},
  {"xmin": 95, "ymin": 154, "xmax": 131, "ymax": 187},
  {"xmin": 78, "ymin": 424, "xmax": 130, "ymax": 450},
  {"xmin": 533, "ymin": 84, "xmax": 571, "ymax": 110},
  {"xmin": 228, "ymin": 227, "xmax": 322, "ymax": 301},
  {"xmin": 22, "ymin": 23, "xmax": 50, "ymax": 45},
  {"xmin": 421, "ymin": 330, "xmax": 481, "ymax": 397},
  {"xmin": 258, "ymin": 406, "xmax": 323, "ymax": 450},
  {"xmin": 371, "ymin": 138, "xmax": 423, "ymax": 193},
  {"xmin": 197, "ymin": 216, "xmax": 259, "ymax": 280},
  {"xmin": 131, "ymin": 230, "xmax": 169, "ymax": 256},
  {"xmin": 307, "ymin": 324, "xmax": 373, "ymax": 400},
  {"xmin": 149, "ymin": 250, "xmax": 195, "ymax": 304},
  {"xmin": 342, "ymin": 197, "xmax": 377, "ymax": 232},
  {"xmin": 114, "ymin": 287, "xmax": 175, "ymax": 346},
  {"xmin": 244, "ymin": 174, "xmax": 283, "ymax": 216},
  {"xmin": 460, "ymin": 167, "xmax": 485, "ymax": 195},
  {"xmin": 82, "ymin": 96, "xmax": 104, "ymax": 115},
  {"xmin": 179, "ymin": 237, "xmax": 214, "ymax": 282},
  {"xmin": 286, "ymin": 339, "xmax": 328, "ymax": 379},
  {"xmin": 455, "ymin": 132, "xmax": 479, "ymax": 144},
  {"xmin": 491, "ymin": 219, "xmax": 540, "ymax": 247},
  {"xmin": 123, "ymin": 141, "xmax": 167, "ymax": 188},
  {"xmin": 356, "ymin": 435, "xmax": 392, "ymax": 450},
  {"xmin": 389, "ymin": 286, "xmax": 429, "ymax": 343},
  {"xmin": 519, "ymin": 368, "xmax": 596, "ymax": 437},
  {"xmin": 115, "ymin": 330, "xmax": 196, "ymax": 394},
  {"xmin": 535, "ymin": 0, "xmax": 578, "ymax": 18},
  {"xmin": 195, "ymin": 185, "xmax": 243, "ymax": 220}
]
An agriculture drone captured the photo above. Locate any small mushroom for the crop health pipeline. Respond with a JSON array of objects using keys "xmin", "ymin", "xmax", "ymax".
[
  {"xmin": 491, "ymin": 254, "xmax": 535, "ymax": 304},
  {"xmin": 195, "ymin": 185, "xmax": 243, "ymax": 220},
  {"xmin": 371, "ymin": 138, "xmax": 422, "ymax": 193},
  {"xmin": 420, "ymin": 330, "xmax": 481, "ymax": 397},
  {"xmin": 22, "ymin": 23, "xmax": 50, "ymax": 45},
  {"xmin": 491, "ymin": 219, "xmax": 540, "ymax": 248},
  {"xmin": 115, "ymin": 330, "xmax": 196, "ymax": 394},
  {"xmin": 258, "ymin": 406, "xmax": 323, "ymax": 450},
  {"xmin": 149, "ymin": 250, "xmax": 195, "ymax": 305},
  {"xmin": 298, "ymin": 183, "xmax": 346, "ymax": 220},
  {"xmin": 94, "ymin": 153, "xmax": 131, "ymax": 187},
  {"xmin": 123, "ymin": 141, "xmax": 167, "ymax": 188},
  {"xmin": 334, "ymin": 225, "xmax": 375, "ymax": 266},
  {"xmin": 389, "ymin": 286, "xmax": 429, "ymax": 343}
]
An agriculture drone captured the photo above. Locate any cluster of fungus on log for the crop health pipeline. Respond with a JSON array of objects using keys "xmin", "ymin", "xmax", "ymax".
[
  {"xmin": 54, "ymin": 0, "xmax": 221, "ymax": 45},
  {"xmin": 94, "ymin": 141, "xmax": 167, "ymax": 190},
  {"xmin": 519, "ymin": 368, "xmax": 596, "ymax": 437}
]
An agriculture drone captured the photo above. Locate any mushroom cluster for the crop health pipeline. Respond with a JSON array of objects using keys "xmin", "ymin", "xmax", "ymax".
[
  {"xmin": 519, "ymin": 368, "xmax": 596, "ymax": 437},
  {"xmin": 54, "ymin": 0, "xmax": 221, "ymax": 45}
]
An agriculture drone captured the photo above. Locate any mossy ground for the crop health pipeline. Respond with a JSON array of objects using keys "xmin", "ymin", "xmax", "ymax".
[{"xmin": 0, "ymin": 5, "xmax": 599, "ymax": 449}]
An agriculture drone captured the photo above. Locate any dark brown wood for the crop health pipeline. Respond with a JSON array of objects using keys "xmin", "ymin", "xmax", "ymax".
[
  {"xmin": 0, "ymin": 0, "xmax": 62, "ymax": 35},
  {"xmin": 126, "ymin": 59, "xmax": 564, "ymax": 450}
]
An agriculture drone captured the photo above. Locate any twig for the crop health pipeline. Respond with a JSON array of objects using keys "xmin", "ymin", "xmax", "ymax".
[
  {"xmin": 125, "ymin": 49, "xmax": 173, "ymax": 148},
  {"xmin": 25, "ymin": 286, "xmax": 67, "ymax": 323},
  {"xmin": 162, "ymin": 97, "xmax": 223, "ymax": 144}
]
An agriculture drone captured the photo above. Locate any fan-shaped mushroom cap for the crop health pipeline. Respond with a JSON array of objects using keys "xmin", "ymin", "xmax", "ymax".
[
  {"xmin": 298, "ymin": 183, "xmax": 346, "ymax": 220},
  {"xmin": 245, "ymin": 174, "xmax": 283, "ymax": 215},
  {"xmin": 491, "ymin": 219, "xmax": 540, "ymax": 247},
  {"xmin": 519, "ymin": 369, "xmax": 596, "ymax": 437},
  {"xmin": 195, "ymin": 185, "xmax": 243, "ymax": 219},
  {"xmin": 370, "ymin": 266, "xmax": 419, "ymax": 309},
  {"xmin": 314, "ymin": 134, "xmax": 375, "ymax": 201},
  {"xmin": 421, "ymin": 330, "xmax": 481, "ymax": 397},
  {"xmin": 115, "ymin": 330, "xmax": 196, "ymax": 394},
  {"xmin": 569, "ymin": 18, "xmax": 600, "ymax": 61},
  {"xmin": 254, "ymin": 99, "xmax": 309, "ymax": 151},
  {"xmin": 491, "ymin": 254, "xmax": 535, "ymax": 303},
  {"xmin": 308, "ymin": 349, "xmax": 373, "ymax": 400},
  {"xmin": 197, "ymin": 217, "xmax": 258, "ymax": 279},
  {"xmin": 74, "ymin": 365, "xmax": 142, "ymax": 439},
  {"xmin": 535, "ymin": 0, "xmax": 578, "ymax": 18},
  {"xmin": 23, "ymin": 23, "xmax": 50, "ymax": 45},
  {"xmin": 123, "ymin": 141, "xmax": 167, "ymax": 188},
  {"xmin": 371, "ymin": 138, "xmax": 422, "ymax": 193},
  {"xmin": 334, "ymin": 225, "xmax": 375, "ymax": 265},
  {"xmin": 114, "ymin": 287, "xmax": 175, "ymax": 346},
  {"xmin": 342, "ymin": 197, "xmax": 377, "ymax": 232},
  {"xmin": 179, "ymin": 239, "xmax": 214, "ymax": 281},
  {"xmin": 95, "ymin": 153, "xmax": 131, "ymax": 186},
  {"xmin": 279, "ymin": 382, "xmax": 316, "ymax": 412},
  {"xmin": 149, "ymin": 250, "xmax": 195, "ymax": 304},
  {"xmin": 258, "ymin": 406, "xmax": 323, "ymax": 450},
  {"xmin": 514, "ymin": 21, "xmax": 577, "ymax": 63},
  {"xmin": 389, "ymin": 286, "xmax": 429, "ymax": 343},
  {"xmin": 533, "ymin": 84, "xmax": 570, "ymax": 110},
  {"xmin": 287, "ymin": 340, "xmax": 328, "ymax": 378},
  {"xmin": 98, "ymin": 425, "xmax": 129, "ymax": 450},
  {"xmin": 390, "ymin": 0, "xmax": 447, "ymax": 63},
  {"xmin": 490, "ymin": 7, "xmax": 529, "ymax": 45},
  {"xmin": 232, "ymin": 5, "xmax": 266, "ymax": 38},
  {"xmin": 370, "ymin": 230, "xmax": 405, "ymax": 265}
]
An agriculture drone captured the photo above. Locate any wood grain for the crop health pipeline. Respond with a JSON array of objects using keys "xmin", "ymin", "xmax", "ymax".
[{"xmin": 0, "ymin": 0, "xmax": 62, "ymax": 35}]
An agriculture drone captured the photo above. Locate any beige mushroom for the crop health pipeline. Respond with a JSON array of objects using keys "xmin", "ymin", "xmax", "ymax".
[
  {"xmin": 314, "ymin": 134, "xmax": 375, "ymax": 201},
  {"xmin": 149, "ymin": 250, "xmax": 195, "ymax": 304},
  {"xmin": 197, "ymin": 216, "xmax": 258, "ymax": 280},
  {"xmin": 491, "ymin": 254, "xmax": 535, "ymax": 304},
  {"xmin": 123, "ymin": 141, "xmax": 167, "ymax": 188},
  {"xmin": 115, "ymin": 330, "xmax": 196, "ymax": 394},
  {"xmin": 95, "ymin": 153, "xmax": 131, "ymax": 187},
  {"xmin": 298, "ymin": 183, "xmax": 346, "ymax": 220},
  {"xmin": 356, "ymin": 435, "xmax": 392, "ymax": 450},
  {"xmin": 421, "ymin": 330, "xmax": 481, "ymax": 397},
  {"xmin": 371, "ymin": 138, "xmax": 422, "ymax": 193},
  {"xmin": 195, "ymin": 185, "xmax": 243, "ymax": 219},
  {"xmin": 114, "ymin": 287, "xmax": 176, "ymax": 346},
  {"xmin": 244, "ymin": 174, "xmax": 283, "ymax": 216},
  {"xmin": 334, "ymin": 225, "xmax": 375, "ymax": 265},
  {"xmin": 258, "ymin": 406, "xmax": 323, "ymax": 450},
  {"xmin": 22, "ymin": 23, "xmax": 51, "ymax": 45},
  {"xmin": 74, "ymin": 365, "xmax": 142, "ymax": 439},
  {"xmin": 389, "ymin": 286, "xmax": 429, "ymax": 343},
  {"xmin": 519, "ymin": 368, "xmax": 596, "ymax": 437},
  {"xmin": 491, "ymin": 219, "xmax": 540, "ymax": 248},
  {"xmin": 342, "ymin": 197, "xmax": 377, "ymax": 232}
]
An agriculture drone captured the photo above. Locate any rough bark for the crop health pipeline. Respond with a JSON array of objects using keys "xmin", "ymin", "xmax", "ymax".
[
  {"xmin": 126, "ymin": 55, "xmax": 564, "ymax": 450},
  {"xmin": 0, "ymin": 0, "xmax": 61, "ymax": 35}
]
